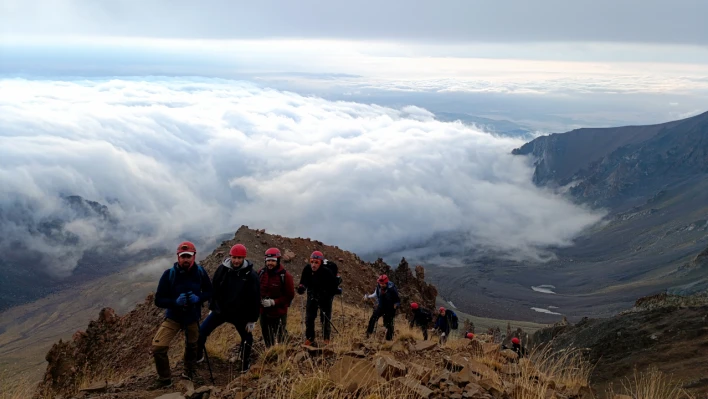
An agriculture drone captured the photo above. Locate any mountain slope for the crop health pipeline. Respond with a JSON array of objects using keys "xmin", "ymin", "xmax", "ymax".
[
  {"xmin": 2, "ymin": 226, "xmax": 445, "ymax": 392},
  {"xmin": 532, "ymin": 293, "xmax": 708, "ymax": 397},
  {"xmin": 426, "ymin": 111, "xmax": 708, "ymax": 323}
]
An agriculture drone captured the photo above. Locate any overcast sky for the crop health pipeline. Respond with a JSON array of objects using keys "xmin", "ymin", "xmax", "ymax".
[
  {"xmin": 1, "ymin": 0, "xmax": 706, "ymax": 276},
  {"xmin": 3, "ymin": 0, "xmax": 707, "ymax": 45}
]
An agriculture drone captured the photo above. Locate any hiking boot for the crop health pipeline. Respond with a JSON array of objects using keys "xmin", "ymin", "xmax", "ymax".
[
  {"xmin": 181, "ymin": 371, "xmax": 204, "ymax": 385},
  {"xmin": 240, "ymin": 362, "xmax": 251, "ymax": 374},
  {"xmin": 323, "ymin": 339, "xmax": 330, "ymax": 346},
  {"xmin": 147, "ymin": 378, "xmax": 172, "ymax": 391}
]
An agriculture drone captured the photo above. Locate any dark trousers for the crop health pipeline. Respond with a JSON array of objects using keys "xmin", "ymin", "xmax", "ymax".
[
  {"xmin": 420, "ymin": 324, "xmax": 428, "ymax": 340},
  {"xmin": 260, "ymin": 314, "xmax": 288, "ymax": 347},
  {"xmin": 367, "ymin": 307, "xmax": 395, "ymax": 340},
  {"xmin": 198, "ymin": 312, "xmax": 253, "ymax": 370},
  {"xmin": 305, "ymin": 296, "xmax": 333, "ymax": 342}
]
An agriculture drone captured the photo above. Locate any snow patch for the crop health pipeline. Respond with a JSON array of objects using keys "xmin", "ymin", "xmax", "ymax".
[
  {"xmin": 531, "ymin": 285, "xmax": 557, "ymax": 294},
  {"xmin": 531, "ymin": 307, "xmax": 562, "ymax": 315}
]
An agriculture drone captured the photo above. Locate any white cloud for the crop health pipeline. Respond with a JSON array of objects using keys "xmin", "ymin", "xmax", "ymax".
[{"xmin": 0, "ymin": 77, "xmax": 605, "ymax": 275}]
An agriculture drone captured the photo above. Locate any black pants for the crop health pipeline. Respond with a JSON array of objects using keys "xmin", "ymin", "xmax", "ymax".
[
  {"xmin": 367, "ymin": 307, "xmax": 395, "ymax": 340},
  {"xmin": 306, "ymin": 296, "xmax": 333, "ymax": 342},
  {"xmin": 418, "ymin": 324, "xmax": 428, "ymax": 340},
  {"xmin": 198, "ymin": 312, "xmax": 253, "ymax": 371},
  {"xmin": 260, "ymin": 314, "xmax": 288, "ymax": 348}
]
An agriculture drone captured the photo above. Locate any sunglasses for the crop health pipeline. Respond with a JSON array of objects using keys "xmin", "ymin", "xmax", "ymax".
[
  {"xmin": 310, "ymin": 255, "xmax": 324, "ymax": 260},
  {"xmin": 179, "ymin": 254, "xmax": 193, "ymax": 259}
]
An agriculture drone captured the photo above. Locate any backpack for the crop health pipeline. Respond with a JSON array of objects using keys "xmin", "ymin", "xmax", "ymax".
[
  {"xmin": 323, "ymin": 259, "xmax": 341, "ymax": 286},
  {"xmin": 169, "ymin": 265, "xmax": 208, "ymax": 290},
  {"xmin": 449, "ymin": 310, "xmax": 459, "ymax": 329},
  {"xmin": 258, "ymin": 267, "xmax": 292, "ymax": 306}
]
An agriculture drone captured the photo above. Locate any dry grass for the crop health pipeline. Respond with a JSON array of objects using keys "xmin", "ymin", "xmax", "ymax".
[
  {"xmin": 0, "ymin": 376, "xmax": 36, "ymax": 399},
  {"xmin": 607, "ymin": 366, "xmax": 695, "ymax": 399},
  {"xmin": 512, "ymin": 345, "xmax": 593, "ymax": 399}
]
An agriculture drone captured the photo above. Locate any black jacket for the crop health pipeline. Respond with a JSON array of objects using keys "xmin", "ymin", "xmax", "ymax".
[
  {"xmin": 410, "ymin": 308, "xmax": 433, "ymax": 327},
  {"xmin": 210, "ymin": 258, "xmax": 260, "ymax": 322},
  {"xmin": 299, "ymin": 263, "xmax": 339, "ymax": 301}
]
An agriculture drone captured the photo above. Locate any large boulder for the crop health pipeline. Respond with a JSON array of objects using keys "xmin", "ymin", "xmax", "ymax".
[
  {"xmin": 329, "ymin": 356, "xmax": 384, "ymax": 392},
  {"xmin": 374, "ymin": 354, "xmax": 407, "ymax": 380}
]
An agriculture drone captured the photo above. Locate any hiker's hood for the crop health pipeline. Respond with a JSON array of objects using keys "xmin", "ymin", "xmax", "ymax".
[{"xmin": 223, "ymin": 258, "xmax": 252, "ymax": 271}]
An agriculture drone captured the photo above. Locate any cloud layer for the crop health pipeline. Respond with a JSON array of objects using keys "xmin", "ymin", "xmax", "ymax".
[{"xmin": 0, "ymin": 77, "xmax": 604, "ymax": 275}]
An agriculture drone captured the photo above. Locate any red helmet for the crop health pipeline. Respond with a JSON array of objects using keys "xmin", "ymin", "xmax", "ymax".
[
  {"xmin": 511, "ymin": 337, "xmax": 520, "ymax": 345},
  {"xmin": 310, "ymin": 251, "xmax": 324, "ymax": 260},
  {"xmin": 229, "ymin": 244, "xmax": 247, "ymax": 257},
  {"xmin": 410, "ymin": 302, "xmax": 419, "ymax": 310},
  {"xmin": 265, "ymin": 248, "xmax": 281, "ymax": 260},
  {"xmin": 177, "ymin": 241, "xmax": 196, "ymax": 255},
  {"xmin": 466, "ymin": 332, "xmax": 475, "ymax": 339},
  {"xmin": 439, "ymin": 307, "xmax": 446, "ymax": 313},
  {"xmin": 377, "ymin": 275, "xmax": 389, "ymax": 284}
]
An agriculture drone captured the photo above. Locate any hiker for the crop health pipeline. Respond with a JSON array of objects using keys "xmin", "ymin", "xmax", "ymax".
[
  {"xmin": 409, "ymin": 302, "xmax": 433, "ymax": 340},
  {"xmin": 258, "ymin": 247, "xmax": 295, "ymax": 348},
  {"xmin": 364, "ymin": 274, "xmax": 400, "ymax": 341},
  {"xmin": 150, "ymin": 241, "xmax": 213, "ymax": 389},
  {"xmin": 197, "ymin": 244, "xmax": 260, "ymax": 373},
  {"xmin": 509, "ymin": 337, "xmax": 528, "ymax": 358},
  {"xmin": 297, "ymin": 250, "xmax": 340, "ymax": 346},
  {"xmin": 434, "ymin": 306, "xmax": 458, "ymax": 344},
  {"xmin": 316, "ymin": 253, "xmax": 342, "ymax": 323}
]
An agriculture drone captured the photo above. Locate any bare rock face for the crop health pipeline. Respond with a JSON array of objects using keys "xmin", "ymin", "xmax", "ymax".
[
  {"xmin": 374, "ymin": 354, "xmax": 407, "ymax": 380},
  {"xmin": 282, "ymin": 249, "xmax": 296, "ymax": 263},
  {"xmin": 415, "ymin": 265, "xmax": 426, "ymax": 280},
  {"xmin": 329, "ymin": 356, "xmax": 384, "ymax": 392}
]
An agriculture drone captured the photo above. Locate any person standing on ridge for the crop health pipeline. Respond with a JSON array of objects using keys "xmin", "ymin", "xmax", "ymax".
[
  {"xmin": 409, "ymin": 302, "xmax": 433, "ymax": 340},
  {"xmin": 150, "ymin": 241, "xmax": 213, "ymax": 389},
  {"xmin": 297, "ymin": 251, "xmax": 339, "ymax": 347},
  {"xmin": 258, "ymin": 247, "xmax": 295, "ymax": 348},
  {"xmin": 364, "ymin": 274, "xmax": 400, "ymax": 341},
  {"xmin": 197, "ymin": 244, "xmax": 260, "ymax": 373}
]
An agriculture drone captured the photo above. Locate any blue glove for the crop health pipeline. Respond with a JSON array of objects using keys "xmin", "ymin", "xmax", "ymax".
[
  {"xmin": 176, "ymin": 293, "xmax": 187, "ymax": 306},
  {"xmin": 188, "ymin": 292, "xmax": 200, "ymax": 304}
]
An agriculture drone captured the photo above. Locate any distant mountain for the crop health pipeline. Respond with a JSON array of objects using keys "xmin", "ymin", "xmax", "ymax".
[
  {"xmin": 434, "ymin": 112, "xmax": 536, "ymax": 139},
  {"xmin": 512, "ymin": 111, "xmax": 708, "ymax": 209},
  {"xmin": 425, "ymin": 111, "xmax": 708, "ymax": 323}
]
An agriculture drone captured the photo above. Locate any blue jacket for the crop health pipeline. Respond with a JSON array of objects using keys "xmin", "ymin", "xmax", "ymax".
[
  {"xmin": 155, "ymin": 263, "xmax": 213, "ymax": 324},
  {"xmin": 434, "ymin": 311, "xmax": 455, "ymax": 334}
]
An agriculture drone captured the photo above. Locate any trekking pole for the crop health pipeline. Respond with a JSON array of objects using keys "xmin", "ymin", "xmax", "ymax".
[
  {"xmin": 301, "ymin": 296, "xmax": 306, "ymax": 341},
  {"xmin": 320, "ymin": 310, "xmax": 340, "ymax": 334},
  {"xmin": 340, "ymin": 292, "xmax": 345, "ymax": 330},
  {"xmin": 202, "ymin": 337, "xmax": 215, "ymax": 384}
]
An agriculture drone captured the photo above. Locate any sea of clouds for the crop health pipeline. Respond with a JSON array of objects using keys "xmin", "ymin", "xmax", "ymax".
[{"xmin": 0, "ymin": 77, "xmax": 605, "ymax": 276}]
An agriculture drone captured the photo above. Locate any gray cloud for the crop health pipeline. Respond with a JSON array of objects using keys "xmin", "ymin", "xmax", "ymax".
[
  {"xmin": 2, "ymin": 0, "xmax": 707, "ymax": 45},
  {"xmin": 0, "ymin": 77, "xmax": 604, "ymax": 275}
]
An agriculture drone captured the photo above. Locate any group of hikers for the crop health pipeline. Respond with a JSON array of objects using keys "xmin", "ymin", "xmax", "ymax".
[{"xmin": 148, "ymin": 240, "xmax": 500, "ymax": 389}]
